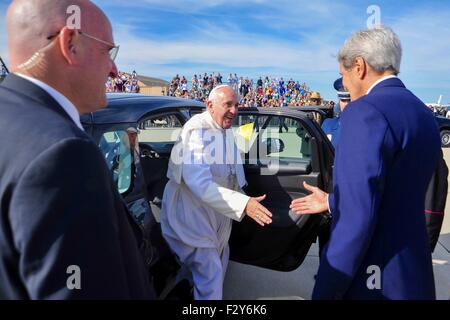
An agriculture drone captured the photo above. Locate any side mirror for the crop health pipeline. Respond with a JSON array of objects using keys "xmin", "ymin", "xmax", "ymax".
[{"xmin": 262, "ymin": 138, "xmax": 285, "ymax": 155}]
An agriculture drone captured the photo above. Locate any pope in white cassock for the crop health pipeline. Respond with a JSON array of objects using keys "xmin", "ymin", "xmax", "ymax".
[{"xmin": 161, "ymin": 85, "xmax": 273, "ymax": 300}]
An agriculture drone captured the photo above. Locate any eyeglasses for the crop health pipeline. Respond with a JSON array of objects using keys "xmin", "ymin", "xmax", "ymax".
[{"xmin": 47, "ymin": 30, "xmax": 120, "ymax": 62}]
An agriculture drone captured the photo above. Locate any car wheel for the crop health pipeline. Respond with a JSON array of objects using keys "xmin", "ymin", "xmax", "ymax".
[{"xmin": 440, "ymin": 130, "xmax": 450, "ymax": 148}]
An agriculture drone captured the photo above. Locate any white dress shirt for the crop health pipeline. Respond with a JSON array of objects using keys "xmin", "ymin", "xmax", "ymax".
[
  {"xmin": 366, "ymin": 75, "xmax": 397, "ymax": 95},
  {"xmin": 15, "ymin": 73, "xmax": 84, "ymax": 131}
]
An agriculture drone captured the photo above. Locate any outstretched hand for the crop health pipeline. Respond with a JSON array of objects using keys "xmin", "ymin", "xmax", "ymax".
[
  {"xmin": 290, "ymin": 182, "xmax": 329, "ymax": 215},
  {"xmin": 245, "ymin": 194, "xmax": 273, "ymax": 226}
]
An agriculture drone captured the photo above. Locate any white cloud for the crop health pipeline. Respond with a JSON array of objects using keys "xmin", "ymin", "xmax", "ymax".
[{"xmin": 113, "ymin": 21, "xmax": 339, "ymax": 74}]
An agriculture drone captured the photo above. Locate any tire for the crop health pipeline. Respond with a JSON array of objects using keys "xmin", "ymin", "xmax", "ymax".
[{"xmin": 440, "ymin": 130, "xmax": 450, "ymax": 148}]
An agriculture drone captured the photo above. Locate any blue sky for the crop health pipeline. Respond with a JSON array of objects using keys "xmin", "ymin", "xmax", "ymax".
[{"xmin": 1, "ymin": 0, "xmax": 450, "ymax": 103}]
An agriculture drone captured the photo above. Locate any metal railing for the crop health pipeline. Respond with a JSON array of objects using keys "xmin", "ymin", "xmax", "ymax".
[{"xmin": 0, "ymin": 56, "xmax": 9, "ymax": 83}]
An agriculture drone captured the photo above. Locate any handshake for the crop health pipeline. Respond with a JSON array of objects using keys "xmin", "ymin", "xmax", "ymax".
[{"xmin": 245, "ymin": 182, "xmax": 329, "ymax": 227}]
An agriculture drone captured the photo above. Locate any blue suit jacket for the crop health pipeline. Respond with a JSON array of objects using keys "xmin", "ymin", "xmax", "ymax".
[
  {"xmin": 321, "ymin": 117, "xmax": 341, "ymax": 149},
  {"xmin": 0, "ymin": 74, "xmax": 155, "ymax": 299},
  {"xmin": 313, "ymin": 78, "xmax": 440, "ymax": 300}
]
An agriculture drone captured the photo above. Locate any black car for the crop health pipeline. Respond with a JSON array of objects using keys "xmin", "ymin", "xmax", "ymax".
[
  {"xmin": 81, "ymin": 93, "xmax": 334, "ymax": 299},
  {"xmin": 436, "ymin": 116, "xmax": 450, "ymax": 147}
]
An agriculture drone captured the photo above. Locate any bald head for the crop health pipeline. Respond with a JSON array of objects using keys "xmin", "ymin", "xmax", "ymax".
[
  {"xmin": 6, "ymin": 0, "xmax": 118, "ymax": 114},
  {"xmin": 7, "ymin": 0, "xmax": 110, "ymax": 69},
  {"xmin": 208, "ymin": 85, "xmax": 236, "ymax": 104}
]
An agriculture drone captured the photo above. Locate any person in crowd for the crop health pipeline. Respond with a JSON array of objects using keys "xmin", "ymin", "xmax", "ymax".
[
  {"xmin": 309, "ymin": 92, "xmax": 322, "ymax": 106},
  {"xmin": 321, "ymin": 78, "xmax": 351, "ymax": 148},
  {"xmin": 164, "ymin": 72, "xmax": 324, "ymax": 109}
]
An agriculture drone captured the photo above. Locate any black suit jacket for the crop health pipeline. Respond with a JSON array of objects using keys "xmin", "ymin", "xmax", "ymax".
[{"xmin": 0, "ymin": 74, "xmax": 155, "ymax": 299}]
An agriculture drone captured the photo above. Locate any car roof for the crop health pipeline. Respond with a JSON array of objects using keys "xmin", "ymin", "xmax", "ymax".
[
  {"xmin": 286, "ymin": 106, "xmax": 333, "ymax": 112},
  {"xmin": 81, "ymin": 93, "xmax": 205, "ymax": 124},
  {"xmin": 436, "ymin": 115, "xmax": 450, "ymax": 124},
  {"xmin": 81, "ymin": 94, "xmax": 333, "ymax": 125}
]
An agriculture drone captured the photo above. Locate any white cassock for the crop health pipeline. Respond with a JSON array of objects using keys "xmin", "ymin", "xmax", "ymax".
[{"xmin": 160, "ymin": 111, "xmax": 250, "ymax": 300}]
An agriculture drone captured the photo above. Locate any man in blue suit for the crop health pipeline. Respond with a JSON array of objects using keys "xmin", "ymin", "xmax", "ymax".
[
  {"xmin": 290, "ymin": 27, "xmax": 440, "ymax": 299},
  {"xmin": 0, "ymin": 0, "xmax": 154, "ymax": 299}
]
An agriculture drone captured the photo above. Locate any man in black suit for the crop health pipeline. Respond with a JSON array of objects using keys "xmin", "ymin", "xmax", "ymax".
[{"xmin": 0, "ymin": 0, "xmax": 155, "ymax": 299}]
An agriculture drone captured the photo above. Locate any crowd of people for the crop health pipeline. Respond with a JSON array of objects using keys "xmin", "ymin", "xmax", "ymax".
[
  {"xmin": 106, "ymin": 70, "xmax": 140, "ymax": 93},
  {"xmin": 168, "ymin": 73, "xmax": 333, "ymax": 108},
  {"xmin": 104, "ymin": 70, "xmax": 335, "ymax": 108},
  {"xmin": 168, "ymin": 73, "xmax": 225, "ymax": 101}
]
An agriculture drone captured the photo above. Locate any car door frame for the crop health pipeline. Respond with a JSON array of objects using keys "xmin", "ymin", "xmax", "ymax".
[{"xmin": 228, "ymin": 107, "xmax": 335, "ymax": 271}]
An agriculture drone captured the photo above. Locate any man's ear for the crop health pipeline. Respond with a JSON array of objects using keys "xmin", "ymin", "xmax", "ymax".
[
  {"xmin": 59, "ymin": 26, "xmax": 80, "ymax": 65},
  {"xmin": 207, "ymin": 100, "xmax": 213, "ymax": 113},
  {"xmin": 354, "ymin": 57, "xmax": 367, "ymax": 80}
]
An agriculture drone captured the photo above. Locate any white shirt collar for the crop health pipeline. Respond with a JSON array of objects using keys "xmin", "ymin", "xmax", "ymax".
[
  {"xmin": 366, "ymin": 75, "xmax": 398, "ymax": 95},
  {"xmin": 205, "ymin": 110, "xmax": 225, "ymax": 132},
  {"xmin": 14, "ymin": 73, "xmax": 84, "ymax": 131}
]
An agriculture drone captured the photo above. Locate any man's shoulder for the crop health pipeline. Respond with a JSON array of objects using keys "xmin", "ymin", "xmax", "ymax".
[
  {"xmin": 0, "ymin": 85, "xmax": 86, "ymax": 139},
  {"xmin": 15, "ymin": 137, "xmax": 108, "ymax": 190},
  {"xmin": 0, "ymin": 87, "xmax": 93, "ymax": 176},
  {"xmin": 363, "ymin": 80, "xmax": 423, "ymax": 110},
  {"xmin": 183, "ymin": 112, "xmax": 213, "ymax": 131},
  {"xmin": 360, "ymin": 83, "xmax": 435, "ymax": 126},
  {"xmin": 343, "ymin": 97, "xmax": 386, "ymax": 122},
  {"xmin": 31, "ymin": 137, "xmax": 103, "ymax": 169},
  {"xmin": 1, "ymin": 113, "xmax": 88, "ymax": 156},
  {"xmin": 0, "ymin": 137, "xmax": 107, "ymax": 211},
  {"xmin": 0, "ymin": 83, "xmax": 37, "ymax": 111},
  {"xmin": 347, "ymin": 88, "xmax": 414, "ymax": 118}
]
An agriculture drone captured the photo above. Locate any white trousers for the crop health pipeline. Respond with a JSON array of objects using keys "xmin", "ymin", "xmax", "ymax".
[{"xmin": 168, "ymin": 237, "xmax": 230, "ymax": 300}]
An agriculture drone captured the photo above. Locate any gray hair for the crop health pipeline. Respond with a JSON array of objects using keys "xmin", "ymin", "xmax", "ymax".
[
  {"xmin": 208, "ymin": 84, "xmax": 233, "ymax": 103},
  {"xmin": 338, "ymin": 26, "xmax": 402, "ymax": 75}
]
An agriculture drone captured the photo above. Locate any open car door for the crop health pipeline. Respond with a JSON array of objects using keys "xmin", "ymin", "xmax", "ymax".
[{"xmin": 229, "ymin": 108, "xmax": 334, "ymax": 271}]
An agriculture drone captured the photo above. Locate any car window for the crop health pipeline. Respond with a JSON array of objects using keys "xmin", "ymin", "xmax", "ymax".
[
  {"xmin": 190, "ymin": 108, "xmax": 206, "ymax": 118},
  {"xmin": 233, "ymin": 114, "xmax": 312, "ymax": 163},
  {"xmin": 139, "ymin": 114, "xmax": 183, "ymax": 144},
  {"xmin": 98, "ymin": 130, "xmax": 132, "ymax": 194},
  {"xmin": 232, "ymin": 114, "xmax": 260, "ymax": 155},
  {"xmin": 261, "ymin": 116, "xmax": 312, "ymax": 161}
]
